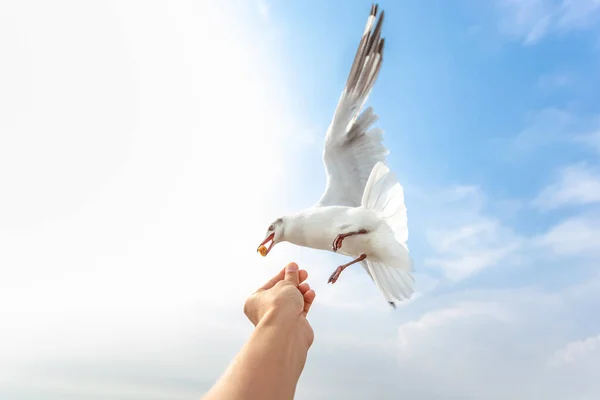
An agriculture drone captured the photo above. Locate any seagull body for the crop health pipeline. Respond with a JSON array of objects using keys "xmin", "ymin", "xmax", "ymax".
[
  {"xmin": 258, "ymin": 4, "xmax": 414, "ymax": 306},
  {"xmin": 283, "ymin": 206, "xmax": 379, "ymax": 255}
]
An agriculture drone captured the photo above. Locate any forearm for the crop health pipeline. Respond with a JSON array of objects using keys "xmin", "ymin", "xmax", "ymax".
[{"xmin": 202, "ymin": 313, "xmax": 311, "ymax": 400}]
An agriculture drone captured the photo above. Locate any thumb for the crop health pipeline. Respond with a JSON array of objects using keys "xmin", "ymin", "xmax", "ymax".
[{"xmin": 283, "ymin": 262, "xmax": 300, "ymax": 286}]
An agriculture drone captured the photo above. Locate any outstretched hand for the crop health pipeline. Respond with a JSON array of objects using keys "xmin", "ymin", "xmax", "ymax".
[
  {"xmin": 203, "ymin": 263, "xmax": 316, "ymax": 400},
  {"xmin": 244, "ymin": 262, "xmax": 316, "ymax": 346}
]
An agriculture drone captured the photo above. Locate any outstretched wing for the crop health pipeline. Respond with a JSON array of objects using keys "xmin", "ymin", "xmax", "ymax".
[{"xmin": 316, "ymin": 4, "xmax": 389, "ymax": 208}]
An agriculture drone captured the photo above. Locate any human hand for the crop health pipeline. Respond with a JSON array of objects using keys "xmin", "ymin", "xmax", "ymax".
[{"xmin": 244, "ymin": 262, "xmax": 316, "ymax": 346}]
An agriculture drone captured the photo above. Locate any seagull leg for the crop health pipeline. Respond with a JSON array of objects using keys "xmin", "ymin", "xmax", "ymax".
[
  {"xmin": 332, "ymin": 229, "xmax": 368, "ymax": 252},
  {"xmin": 328, "ymin": 254, "xmax": 367, "ymax": 284}
]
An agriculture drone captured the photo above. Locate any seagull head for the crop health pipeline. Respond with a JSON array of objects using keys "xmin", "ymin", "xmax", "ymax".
[{"xmin": 257, "ymin": 217, "xmax": 285, "ymax": 256}]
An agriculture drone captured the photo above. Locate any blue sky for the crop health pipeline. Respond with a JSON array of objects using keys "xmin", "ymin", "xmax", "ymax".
[{"xmin": 1, "ymin": 0, "xmax": 599, "ymax": 399}]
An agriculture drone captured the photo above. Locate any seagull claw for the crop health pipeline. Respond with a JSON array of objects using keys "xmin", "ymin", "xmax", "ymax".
[
  {"xmin": 327, "ymin": 254, "xmax": 367, "ymax": 285},
  {"xmin": 328, "ymin": 266, "xmax": 343, "ymax": 284},
  {"xmin": 332, "ymin": 235, "xmax": 343, "ymax": 252}
]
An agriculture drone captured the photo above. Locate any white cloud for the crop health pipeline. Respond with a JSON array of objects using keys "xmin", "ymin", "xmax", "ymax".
[
  {"xmin": 533, "ymin": 215, "xmax": 600, "ymax": 257},
  {"xmin": 537, "ymin": 72, "xmax": 572, "ymax": 90},
  {"xmin": 557, "ymin": 0, "xmax": 600, "ymax": 30},
  {"xmin": 496, "ymin": 0, "xmax": 557, "ymax": 44},
  {"xmin": 496, "ymin": 0, "xmax": 600, "ymax": 44},
  {"xmin": 533, "ymin": 162, "xmax": 600, "ymax": 210},
  {"xmin": 389, "ymin": 279, "xmax": 600, "ymax": 399},
  {"xmin": 548, "ymin": 333, "xmax": 600, "ymax": 367},
  {"xmin": 511, "ymin": 107, "xmax": 576, "ymax": 151},
  {"xmin": 424, "ymin": 171, "xmax": 600, "ymax": 281},
  {"xmin": 576, "ymin": 130, "xmax": 600, "ymax": 154},
  {"xmin": 424, "ymin": 186, "xmax": 523, "ymax": 281},
  {"xmin": 398, "ymin": 301, "xmax": 512, "ymax": 348},
  {"xmin": 505, "ymin": 108, "xmax": 600, "ymax": 157}
]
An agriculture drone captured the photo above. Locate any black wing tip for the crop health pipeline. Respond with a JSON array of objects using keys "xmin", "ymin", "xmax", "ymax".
[
  {"xmin": 388, "ymin": 301, "xmax": 397, "ymax": 309},
  {"xmin": 374, "ymin": 8, "xmax": 385, "ymax": 30},
  {"xmin": 371, "ymin": 4, "xmax": 384, "ymax": 19},
  {"xmin": 371, "ymin": 3, "xmax": 378, "ymax": 17}
]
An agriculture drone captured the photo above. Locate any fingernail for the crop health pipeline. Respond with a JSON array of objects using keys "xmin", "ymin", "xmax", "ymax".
[{"xmin": 286, "ymin": 262, "xmax": 298, "ymax": 272}]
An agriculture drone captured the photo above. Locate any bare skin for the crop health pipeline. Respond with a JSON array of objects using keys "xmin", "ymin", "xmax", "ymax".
[{"xmin": 202, "ymin": 263, "xmax": 316, "ymax": 400}]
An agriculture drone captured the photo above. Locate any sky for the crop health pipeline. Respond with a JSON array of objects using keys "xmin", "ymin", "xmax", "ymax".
[{"xmin": 1, "ymin": 0, "xmax": 599, "ymax": 399}]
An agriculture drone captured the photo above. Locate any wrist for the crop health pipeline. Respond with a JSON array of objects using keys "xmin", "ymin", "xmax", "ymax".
[
  {"xmin": 256, "ymin": 310, "xmax": 312, "ymax": 349},
  {"xmin": 259, "ymin": 307, "xmax": 296, "ymax": 326}
]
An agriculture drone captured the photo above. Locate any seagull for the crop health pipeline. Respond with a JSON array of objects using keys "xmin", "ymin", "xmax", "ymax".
[{"xmin": 257, "ymin": 4, "xmax": 414, "ymax": 307}]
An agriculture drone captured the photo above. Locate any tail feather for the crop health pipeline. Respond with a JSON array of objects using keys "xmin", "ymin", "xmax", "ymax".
[
  {"xmin": 366, "ymin": 260, "xmax": 415, "ymax": 305},
  {"xmin": 361, "ymin": 162, "xmax": 414, "ymax": 305}
]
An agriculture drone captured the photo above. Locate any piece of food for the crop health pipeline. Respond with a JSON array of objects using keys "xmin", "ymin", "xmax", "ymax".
[{"xmin": 258, "ymin": 245, "xmax": 268, "ymax": 257}]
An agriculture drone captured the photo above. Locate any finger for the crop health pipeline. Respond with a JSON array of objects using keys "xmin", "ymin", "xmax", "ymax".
[
  {"xmin": 303, "ymin": 289, "xmax": 316, "ymax": 315},
  {"xmin": 283, "ymin": 262, "xmax": 300, "ymax": 286},
  {"xmin": 299, "ymin": 269, "xmax": 308, "ymax": 284},
  {"xmin": 299, "ymin": 282, "xmax": 310, "ymax": 295},
  {"xmin": 259, "ymin": 266, "xmax": 286, "ymax": 291},
  {"xmin": 258, "ymin": 266, "xmax": 307, "ymax": 292}
]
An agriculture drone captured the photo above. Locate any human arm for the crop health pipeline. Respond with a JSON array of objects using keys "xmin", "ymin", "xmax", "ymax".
[{"xmin": 202, "ymin": 262, "xmax": 316, "ymax": 400}]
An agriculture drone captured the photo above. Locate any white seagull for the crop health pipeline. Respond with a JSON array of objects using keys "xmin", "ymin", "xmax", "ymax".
[{"xmin": 257, "ymin": 4, "xmax": 414, "ymax": 307}]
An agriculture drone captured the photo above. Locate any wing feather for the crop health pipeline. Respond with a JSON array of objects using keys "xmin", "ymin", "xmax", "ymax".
[{"xmin": 316, "ymin": 4, "xmax": 389, "ymax": 208}]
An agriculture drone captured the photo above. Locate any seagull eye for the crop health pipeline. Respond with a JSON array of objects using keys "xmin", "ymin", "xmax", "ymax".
[{"xmin": 268, "ymin": 224, "xmax": 274, "ymax": 231}]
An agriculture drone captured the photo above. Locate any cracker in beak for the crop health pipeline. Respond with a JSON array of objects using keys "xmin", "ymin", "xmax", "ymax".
[{"xmin": 257, "ymin": 233, "xmax": 275, "ymax": 257}]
